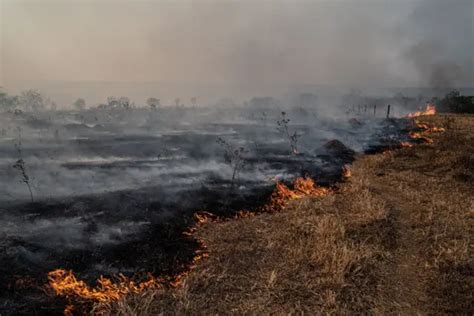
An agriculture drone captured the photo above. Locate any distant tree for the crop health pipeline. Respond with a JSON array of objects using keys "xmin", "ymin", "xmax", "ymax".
[
  {"xmin": 439, "ymin": 89, "xmax": 473, "ymax": 113},
  {"xmin": 118, "ymin": 97, "xmax": 132, "ymax": 109},
  {"xmin": 0, "ymin": 90, "xmax": 19, "ymax": 111},
  {"xmin": 146, "ymin": 97, "xmax": 160, "ymax": 109},
  {"xmin": 174, "ymin": 98, "xmax": 181, "ymax": 107},
  {"xmin": 191, "ymin": 97, "xmax": 197, "ymax": 107},
  {"xmin": 104, "ymin": 96, "xmax": 132, "ymax": 109},
  {"xmin": 73, "ymin": 98, "xmax": 86, "ymax": 110},
  {"xmin": 445, "ymin": 89, "xmax": 461, "ymax": 99},
  {"xmin": 19, "ymin": 90, "xmax": 45, "ymax": 111},
  {"xmin": 106, "ymin": 96, "xmax": 119, "ymax": 108}
]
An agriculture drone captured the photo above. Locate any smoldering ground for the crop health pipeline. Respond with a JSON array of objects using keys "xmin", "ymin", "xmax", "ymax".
[{"xmin": 0, "ymin": 102, "xmax": 418, "ymax": 314}]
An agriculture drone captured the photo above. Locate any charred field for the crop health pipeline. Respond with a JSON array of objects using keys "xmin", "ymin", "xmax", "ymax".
[{"xmin": 0, "ymin": 106, "xmax": 427, "ymax": 314}]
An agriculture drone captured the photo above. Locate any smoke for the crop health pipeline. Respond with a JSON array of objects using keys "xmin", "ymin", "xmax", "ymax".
[
  {"xmin": 403, "ymin": 0, "xmax": 474, "ymax": 88},
  {"xmin": 2, "ymin": 0, "xmax": 472, "ymax": 104}
]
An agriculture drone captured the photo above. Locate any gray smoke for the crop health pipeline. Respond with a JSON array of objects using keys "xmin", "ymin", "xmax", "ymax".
[
  {"xmin": 1, "ymin": 0, "xmax": 472, "ymax": 105},
  {"xmin": 403, "ymin": 0, "xmax": 474, "ymax": 88}
]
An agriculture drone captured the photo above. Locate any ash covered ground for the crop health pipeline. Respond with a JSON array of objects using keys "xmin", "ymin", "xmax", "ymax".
[{"xmin": 0, "ymin": 105, "xmax": 413, "ymax": 314}]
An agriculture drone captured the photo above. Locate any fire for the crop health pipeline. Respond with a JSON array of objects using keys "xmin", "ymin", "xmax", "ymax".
[
  {"xmin": 47, "ymin": 269, "xmax": 162, "ymax": 304},
  {"xmin": 409, "ymin": 131, "xmax": 434, "ymax": 144},
  {"xmin": 414, "ymin": 120, "xmax": 430, "ymax": 130},
  {"xmin": 413, "ymin": 119, "xmax": 445, "ymax": 133},
  {"xmin": 426, "ymin": 126, "xmax": 446, "ymax": 133},
  {"xmin": 48, "ymin": 176, "xmax": 331, "ymax": 313},
  {"xmin": 64, "ymin": 304, "xmax": 74, "ymax": 316},
  {"xmin": 342, "ymin": 165, "xmax": 352, "ymax": 178},
  {"xmin": 406, "ymin": 104, "xmax": 436, "ymax": 118},
  {"xmin": 398, "ymin": 117, "xmax": 446, "ymax": 149},
  {"xmin": 265, "ymin": 176, "xmax": 330, "ymax": 212},
  {"xmin": 183, "ymin": 211, "xmax": 218, "ymax": 236},
  {"xmin": 400, "ymin": 141, "xmax": 413, "ymax": 148},
  {"xmin": 171, "ymin": 211, "xmax": 218, "ymax": 288}
]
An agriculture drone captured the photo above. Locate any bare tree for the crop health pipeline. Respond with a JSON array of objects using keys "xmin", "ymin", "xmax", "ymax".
[
  {"xmin": 146, "ymin": 97, "xmax": 160, "ymax": 109},
  {"xmin": 105, "ymin": 96, "xmax": 132, "ymax": 109},
  {"xmin": 216, "ymin": 137, "xmax": 248, "ymax": 188},
  {"xmin": 13, "ymin": 127, "xmax": 33, "ymax": 202},
  {"xmin": 118, "ymin": 97, "xmax": 132, "ymax": 109},
  {"xmin": 0, "ymin": 90, "xmax": 19, "ymax": 111},
  {"xmin": 276, "ymin": 111, "xmax": 301, "ymax": 155},
  {"xmin": 106, "ymin": 96, "xmax": 119, "ymax": 108},
  {"xmin": 73, "ymin": 98, "xmax": 86, "ymax": 110},
  {"xmin": 19, "ymin": 90, "xmax": 45, "ymax": 111}
]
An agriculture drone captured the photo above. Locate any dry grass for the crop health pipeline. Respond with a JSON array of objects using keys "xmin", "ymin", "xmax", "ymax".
[{"xmin": 97, "ymin": 114, "xmax": 474, "ymax": 315}]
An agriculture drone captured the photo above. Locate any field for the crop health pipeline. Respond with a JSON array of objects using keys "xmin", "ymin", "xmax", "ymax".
[
  {"xmin": 0, "ymin": 106, "xmax": 416, "ymax": 314},
  {"xmin": 98, "ymin": 114, "xmax": 472, "ymax": 315}
]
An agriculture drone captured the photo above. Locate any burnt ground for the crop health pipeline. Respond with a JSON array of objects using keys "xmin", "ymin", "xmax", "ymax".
[
  {"xmin": 1, "ymin": 155, "xmax": 355, "ymax": 315},
  {"xmin": 109, "ymin": 114, "xmax": 473, "ymax": 315},
  {"xmin": 0, "ymin": 115, "xmax": 421, "ymax": 315}
]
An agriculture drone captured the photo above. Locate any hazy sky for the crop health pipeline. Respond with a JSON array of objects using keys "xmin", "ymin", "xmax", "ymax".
[{"xmin": 1, "ymin": 0, "xmax": 473, "ymax": 92}]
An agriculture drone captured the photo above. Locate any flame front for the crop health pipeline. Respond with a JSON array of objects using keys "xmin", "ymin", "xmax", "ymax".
[
  {"xmin": 265, "ymin": 176, "xmax": 330, "ymax": 212},
  {"xmin": 342, "ymin": 165, "xmax": 352, "ymax": 178},
  {"xmin": 400, "ymin": 117, "xmax": 445, "ymax": 148},
  {"xmin": 48, "ymin": 269, "xmax": 162, "ymax": 304},
  {"xmin": 48, "ymin": 176, "xmax": 330, "ymax": 313},
  {"xmin": 400, "ymin": 141, "xmax": 413, "ymax": 148},
  {"xmin": 406, "ymin": 104, "xmax": 436, "ymax": 118}
]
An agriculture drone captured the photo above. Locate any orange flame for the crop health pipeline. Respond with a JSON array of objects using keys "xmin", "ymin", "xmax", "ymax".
[
  {"xmin": 409, "ymin": 132, "xmax": 434, "ymax": 144},
  {"xmin": 413, "ymin": 119, "xmax": 445, "ymax": 133},
  {"xmin": 342, "ymin": 166, "xmax": 352, "ymax": 178},
  {"xmin": 64, "ymin": 304, "xmax": 74, "ymax": 316},
  {"xmin": 400, "ymin": 141, "xmax": 413, "ymax": 148},
  {"xmin": 406, "ymin": 104, "xmax": 436, "ymax": 118},
  {"xmin": 426, "ymin": 126, "xmax": 446, "ymax": 133},
  {"xmin": 48, "ymin": 176, "xmax": 331, "ymax": 312},
  {"xmin": 265, "ymin": 176, "xmax": 330, "ymax": 212},
  {"xmin": 47, "ymin": 269, "xmax": 162, "ymax": 304}
]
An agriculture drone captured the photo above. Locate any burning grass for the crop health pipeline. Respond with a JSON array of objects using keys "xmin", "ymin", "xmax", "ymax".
[
  {"xmin": 399, "ymin": 115, "xmax": 446, "ymax": 147},
  {"xmin": 406, "ymin": 104, "xmax": 436, "ymax": 118},
  {"xmin": 263, "ymin": 176, "xmax": 330, "ymax": 212},
  {"xmin": 99, "ymin": 170, "xmax": 388, "ymax": 315},
  {"xmin": 47, "ymin": 114, "xmax": 473, "ymax": 315},
  {"xmin": 48, "ymin": 270, "xmax": 158, "ymax": 303},
  {"xmin": 47, "ymin": 176, "xmax": 331, "ymax": 314}
]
